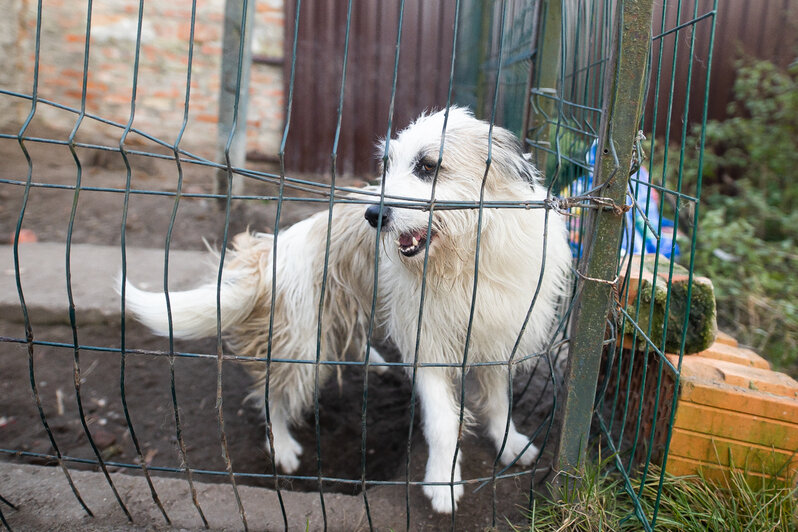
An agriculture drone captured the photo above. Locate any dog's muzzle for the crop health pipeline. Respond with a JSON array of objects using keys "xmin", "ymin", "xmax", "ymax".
[{"xmin": 365, "ymin": 204, "xmax": 391, "ymax": 230}]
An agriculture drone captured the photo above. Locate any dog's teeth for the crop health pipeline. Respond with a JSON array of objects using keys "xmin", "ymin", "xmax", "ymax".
[
  {"xmin": 395, "ymin": 240, "xmax": 401, "ymax": 246},
  {"xmin": 411, "ymin": 236, "xmax": 419, "ymax": 247}
]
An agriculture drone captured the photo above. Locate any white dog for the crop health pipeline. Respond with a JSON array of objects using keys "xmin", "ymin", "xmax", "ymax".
[
  {"xmin": 124, "ymin": 107, "xmax": 571, "ymax": 514},
  {"xmin": 364, "ymin": 107, "xmax": 571, "ymax": 512},
  {"xmin": 124, "ymin": 197, "xmax": 383, "ymax": 474}
]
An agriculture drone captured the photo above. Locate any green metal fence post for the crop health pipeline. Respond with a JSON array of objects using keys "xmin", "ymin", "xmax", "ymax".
[
  {"xmin": 556, "ymin": 0, "xmax": 654, "ymax": 480},
  {"xmin": 215, "ymin": 0, "xmax": 254, "ymax": 199},
  {"xmin": 528, "ymin": 0, "xmax": 561, "ymax": 174}
]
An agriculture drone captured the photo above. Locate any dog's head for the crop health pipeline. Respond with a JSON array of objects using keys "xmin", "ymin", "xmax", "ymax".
[{"xmin": 364, "ymin": 107, "xmax": 541, "ymax": 263}]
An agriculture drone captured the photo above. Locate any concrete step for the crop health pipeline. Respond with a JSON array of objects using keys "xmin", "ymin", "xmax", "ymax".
[{"xmin": 1, "ymin": 243, "xmax": 211, "ymax": 326}]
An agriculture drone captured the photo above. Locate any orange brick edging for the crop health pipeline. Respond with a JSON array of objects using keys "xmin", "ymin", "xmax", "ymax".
[
  {"xmin": 693, "ymin": 341, "xmax": 770, "ymax": 370},
  {"xmin": 663, "ymin": 339, "xmax": 798, "ymax": 486}
]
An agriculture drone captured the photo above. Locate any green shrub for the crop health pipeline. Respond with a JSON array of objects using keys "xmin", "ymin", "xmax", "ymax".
[
  {"xmin": 676, "ymin": 57, "xmax": 798, "ymax": 375},
  {"xmin": 686, "ymin": 184, "xmax": 798, "ymax": 374},
  {"xmin": 700, "ymin": 59, "xmax": 798, "ymax": 212}
]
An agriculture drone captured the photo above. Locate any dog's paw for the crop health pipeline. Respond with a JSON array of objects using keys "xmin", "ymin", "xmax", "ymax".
[
  {"xmin": 270, "ymin": 435, "xmax": 303, "ymax": 474},
  {"xmin": 423, "ymin": 482, "xmax": 464, "ymax": 514},
  {"xmin": 498, "ymin": 431, "xmax": 539, "ymax": 467},
  {"xmin": 422, "ymin": 457, "xmax": 464, "ymax": 514}
]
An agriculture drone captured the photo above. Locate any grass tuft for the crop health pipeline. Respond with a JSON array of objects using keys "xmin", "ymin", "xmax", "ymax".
[{"xmin": 520, "ymin": 457, "xmax": 797, "ymax": 531}]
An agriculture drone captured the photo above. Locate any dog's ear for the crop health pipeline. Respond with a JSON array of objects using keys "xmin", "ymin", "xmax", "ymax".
[
  {"xmin": 375, "ymin": 137, "xmax": 390, "ymax": 174},
  {"xmin": 375, "ymin": 137, "xmax": 387, "ymax": 160},
  {"xmin": 490, "ymin": 127, "xmax": 540, "ymax": 186}
]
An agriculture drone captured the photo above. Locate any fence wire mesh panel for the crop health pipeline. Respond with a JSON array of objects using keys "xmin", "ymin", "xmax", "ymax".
[
  {"xmin": 523, "ymin": 0, "xmax": 717, "ymax": 530},
  {"xmin": 0, "ymin": 0, "xmax": 716, "ymax": 530}
]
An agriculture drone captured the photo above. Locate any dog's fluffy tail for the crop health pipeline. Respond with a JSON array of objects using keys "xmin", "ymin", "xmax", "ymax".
[
  {"xmin": 125, "ymin": 276, "xmax": 257, "ymax": 339},
  {"xmin": 122, "ymin": 232, "xmax": 273, "ymax": 340},
  {"xmin": 122, "ymin": 267, "xmax": 261, "ymax": 340}
]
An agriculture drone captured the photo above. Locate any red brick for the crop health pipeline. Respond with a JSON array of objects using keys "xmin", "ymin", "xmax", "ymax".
[{"xmin": 195, "ymin": 114, "xmax": 217, "ymax": 124}]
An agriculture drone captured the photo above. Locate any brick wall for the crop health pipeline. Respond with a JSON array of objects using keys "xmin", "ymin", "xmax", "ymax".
[
  {"xmin": 0, "ymin": 1, "xmax": 22, "ymax": 127},
  {"xmin": 1, "ymin": 0, "xmax": 284, "ymax": 160}
]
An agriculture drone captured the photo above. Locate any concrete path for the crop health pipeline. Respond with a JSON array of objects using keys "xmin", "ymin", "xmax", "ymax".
[
  {"xmin": 0, "ymin": 243, "xmax": 384, "ymax": 531},
  {"xmin": 0, "ymin": 461, "xmax": 387, "ymax": 531},
  {"xmin": 0, "ymin": 242, "xmax": 210, "ymax": 326},
  {"xmin": 0, "ymin": 243, "xmax": 545, "ymax": 531}
]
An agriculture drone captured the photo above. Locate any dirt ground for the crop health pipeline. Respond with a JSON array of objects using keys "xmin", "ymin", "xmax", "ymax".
[
  {"xmin": 0, "ymin": 124, "xmax": 357, "ymax": 251},
  {"xmin": 0, "ymin": 130, "xmax": 562, "ymax": 529}
]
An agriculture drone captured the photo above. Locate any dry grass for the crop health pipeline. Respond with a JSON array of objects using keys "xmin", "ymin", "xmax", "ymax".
[{"xmin": 519, "ymin": 455, "xmax": 797, "ymax": 531}]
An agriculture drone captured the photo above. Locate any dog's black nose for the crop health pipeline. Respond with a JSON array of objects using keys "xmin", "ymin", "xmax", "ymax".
[{"xmin": 365, "ymin": 204, "xmax": 391, "ymax": 229}]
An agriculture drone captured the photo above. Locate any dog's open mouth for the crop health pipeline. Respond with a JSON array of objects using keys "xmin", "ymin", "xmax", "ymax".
[{"xmin": 396, "ymin": 228, "xmax": 435, "ymax": 257}]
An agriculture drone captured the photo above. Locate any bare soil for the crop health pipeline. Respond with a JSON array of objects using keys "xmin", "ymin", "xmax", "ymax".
[{"xmin": 0, "ymin": 130, "xmax": 560, "ymax": 529}]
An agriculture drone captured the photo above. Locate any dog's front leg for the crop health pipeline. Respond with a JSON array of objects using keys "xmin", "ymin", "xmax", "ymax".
[
  {"xmin": 267, "ymin": 400, "xmax": 303, "ymax": 474},
  {"xmin": 417, "ymin": 368, "xmax": 464, "ymax": 513},
  {"xmin": 478, "ymin": 368, "xmax": 539, "ymax": 467}
]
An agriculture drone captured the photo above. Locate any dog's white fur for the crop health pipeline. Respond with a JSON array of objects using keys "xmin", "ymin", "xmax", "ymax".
[
  {"xmin": 124, "ymin": 201, "xmax": 381, "ymax": 473},
  {"xmin": 370, "ymin": 108, "xmax": 571, "ymax": 512},
  {"xmin": 124, "ymin": 107, "xmax": 571, "ymax": 514}
]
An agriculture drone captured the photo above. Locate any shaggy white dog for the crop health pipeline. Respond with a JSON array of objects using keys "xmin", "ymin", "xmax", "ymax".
[
  {"xmin": 123, "ymin": 198, "xmax": 381, "ymax": 474},
  {"xmin": 124, "ymin": 107, "xmax": 571, "ymax": 514},
  {"xmin": 364, "ymin": 107, "xmax": 571, "ymax": 512}
]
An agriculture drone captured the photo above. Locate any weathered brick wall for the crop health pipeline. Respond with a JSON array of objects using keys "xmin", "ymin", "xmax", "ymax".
[
  {"xmin": 0, "ymin": 1, "xmax": 22, "ymax": 127},
  {"xmin": 1, "ymin": 0, "xmax": 284, "ymax": 159}
]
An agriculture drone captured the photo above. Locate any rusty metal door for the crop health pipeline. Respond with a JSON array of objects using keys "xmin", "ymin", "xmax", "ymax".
[{"xmin": 283, "ymin": 0, "xmax": 457, "ymax": 178}]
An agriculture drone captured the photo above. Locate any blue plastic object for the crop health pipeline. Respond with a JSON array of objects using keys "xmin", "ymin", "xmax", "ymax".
[{"xmin": 565, "ymin": 141, "xmax": 679, "ymax": 259}]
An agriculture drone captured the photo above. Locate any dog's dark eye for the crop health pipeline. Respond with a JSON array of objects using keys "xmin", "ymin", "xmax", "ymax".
[{"xmin": 414, "ymin": 159, "xmax": 439, "ymax": 180}]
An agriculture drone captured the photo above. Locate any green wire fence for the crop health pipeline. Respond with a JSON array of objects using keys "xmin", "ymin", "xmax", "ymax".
[
  {"xmin": 522, "ymin": 0, "xmax": 717, "ymax": 530},
  {"xmin": 0, "ymin": 0, "xmax": 717, "ymax": 530}
]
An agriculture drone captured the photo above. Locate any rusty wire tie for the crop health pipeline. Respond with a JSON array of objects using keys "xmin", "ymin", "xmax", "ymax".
[
  {"xmin": 546, "ymin": 195, "xmax": 632, "ymax": 217},
  {"xmin": 573, "ymin": 268, "xmax": 620, "ymax": 287}
]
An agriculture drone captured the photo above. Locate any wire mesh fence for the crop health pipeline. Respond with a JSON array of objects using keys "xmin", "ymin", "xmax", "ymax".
[
  {"xmin": 0, "ymin": 0, "xmax": 717, "ymax": 530},
  {"xmin": 526, "ymin": 0, "xmax": 718, "ymax": 530}
]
